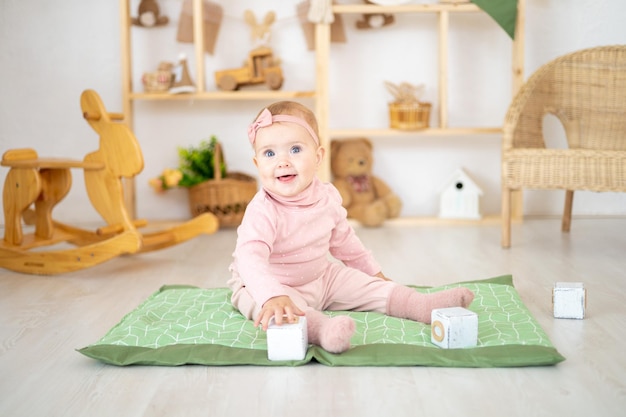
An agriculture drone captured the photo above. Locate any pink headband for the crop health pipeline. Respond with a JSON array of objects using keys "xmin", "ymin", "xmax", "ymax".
[{"xmin": 247, "ymin": 108, "xmax": 319, "ymax": 145}]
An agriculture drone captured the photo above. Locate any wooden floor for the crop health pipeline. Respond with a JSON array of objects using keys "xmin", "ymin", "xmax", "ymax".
[{"xmin": 1, "ymin": 217, "xmax": 625, "ymax": 417}]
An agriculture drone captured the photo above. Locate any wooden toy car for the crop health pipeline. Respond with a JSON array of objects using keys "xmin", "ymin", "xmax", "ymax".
[{"xmin": 214, "ymin": 47, "xmax": 283, "ymax": 91}]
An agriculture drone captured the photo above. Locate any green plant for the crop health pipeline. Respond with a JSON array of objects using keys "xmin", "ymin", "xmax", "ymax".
[
  {"xmin": 177, "ymin": 136, "xmax": 227, "ymax": 187},
  {"xmin": 149, "ymin": 136, "xmax": 227, "ymax": 192}
]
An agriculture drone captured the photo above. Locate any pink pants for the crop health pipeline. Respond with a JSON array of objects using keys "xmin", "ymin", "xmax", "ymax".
[{"xmin": 228, "ymin": 262, "xmax": 398, "ymax": 320}]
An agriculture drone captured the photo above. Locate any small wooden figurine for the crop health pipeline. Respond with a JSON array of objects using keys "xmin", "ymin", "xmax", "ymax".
[
  {"xmin": 356, "ymin": 0, "xmax": 395, "ymax": 30},
  {"xmin": 244, "ymin": 9, "xmax": 276, "ymax": 47},
  {"xmin": 132, "ymin": 0, "xmax": 169, "ymax": 27},
  {"xmin": 169, "ymin": 53, "xmax": 196, "ymax": 94}
]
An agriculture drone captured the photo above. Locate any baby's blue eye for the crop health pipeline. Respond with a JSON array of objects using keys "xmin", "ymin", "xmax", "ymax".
[
  {"xmin": 290, "ymin": 145, "xmax": 302, "ymax": 154},
  {"xmin": 264, "ymin": 150, "xmax": 275, "ymax": 157}
]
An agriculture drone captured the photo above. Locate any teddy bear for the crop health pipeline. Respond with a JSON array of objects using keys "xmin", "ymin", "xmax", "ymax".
[
  {"xmin": 355, "ymin": 1, "xmax": 395, "ymax": 30},
  {"xmin": 331, "ymin": 138, "xmax": 402, "ymax": 227},
  {"xmin": 132, "ymin": 0, "xmax": 169, "ymax": 28}
]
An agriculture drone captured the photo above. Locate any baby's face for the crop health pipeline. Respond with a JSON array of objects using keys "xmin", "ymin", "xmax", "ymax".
[{"xmin": 253, "ymin": 121, "xmax": 324, "ymax": 198}]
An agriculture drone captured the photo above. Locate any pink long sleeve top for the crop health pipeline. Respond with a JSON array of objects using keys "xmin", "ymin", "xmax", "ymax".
[{"xmin": 230, "ymin": 177, "xmax": 382, "ymax": 308}]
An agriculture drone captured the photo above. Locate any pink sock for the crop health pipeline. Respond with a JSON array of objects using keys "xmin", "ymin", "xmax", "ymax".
[
  {"xmin": 306, "ymin": 310, "xmax": 355, "ymax": 354},
  {"xmin": 387, "ymin": 285, "xmax": 475, "ymax": 324}
]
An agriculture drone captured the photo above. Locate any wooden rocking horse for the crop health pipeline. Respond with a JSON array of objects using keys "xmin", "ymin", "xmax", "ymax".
[{"xmin": 0, "ymin": 89, "xmax": 219, "ymax": 275}]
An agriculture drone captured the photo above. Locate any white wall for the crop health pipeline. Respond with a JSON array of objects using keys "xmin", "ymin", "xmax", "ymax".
[{"xmin": 1, "ymin": 0, "xmax": 625, "ymax": 226}]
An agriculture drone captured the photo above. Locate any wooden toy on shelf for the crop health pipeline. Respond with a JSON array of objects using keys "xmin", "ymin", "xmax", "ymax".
[
  {"xmin": 356, "ymin": 0, "xmax": 395, "ymax": 30},
  {"xmin": 0, "ymin": 89, "xmax": 219, "ymax": 275},
  {"xmin": 214, "ymin": 47, "xmax": 283, "ymax": 91},
  {"xmin": 169, "ymin": 53, "xmax": 196, "ymax": 94},
  {"xmin": 243, "ymin": 9, "xmax": 276, "ymax": 47},
  {"xmin": 438, "ymin": 168, "xmax": 483, "ymax": 220},
  {"xmin": 385, "ymin": 81, "xmax": 432, "ymax": 130},
  {"xmin": 142, "ymin": 61, "xmax": 174, "ymax": 93},
  {"xmin": 132, "ymin": 0, "xmax": 169, "ymax": 27},
  {"xmin": 213, "ymin": 8, "xmax": 283, "ymax": 91}
]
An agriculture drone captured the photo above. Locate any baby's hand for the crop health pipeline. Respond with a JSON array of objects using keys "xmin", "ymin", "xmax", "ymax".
[{"xmin": 255, "ymin": 295, "xmax": 305, "ymax": 331}]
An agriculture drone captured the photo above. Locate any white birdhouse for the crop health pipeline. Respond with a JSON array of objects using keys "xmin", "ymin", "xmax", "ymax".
[{"xmin": 438, "ymin": 168, "xmax": 483, "ymax": 219}]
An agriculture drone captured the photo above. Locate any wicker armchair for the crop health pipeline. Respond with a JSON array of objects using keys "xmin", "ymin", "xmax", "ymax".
[{"xmin": 501, "ymin": 45, "xmax": 626, "ymax": 248}]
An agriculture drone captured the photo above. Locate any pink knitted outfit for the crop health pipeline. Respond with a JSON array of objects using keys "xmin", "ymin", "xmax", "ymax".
[
  {"xmin": 229, "ymin": 177, "xmax": 474, "ymax": 353},
  {"xmin": 228, "ymin": 177, "xmax": 397, "ymax": 320}
]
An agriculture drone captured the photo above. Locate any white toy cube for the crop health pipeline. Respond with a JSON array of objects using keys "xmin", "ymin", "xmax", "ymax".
[
  {"xmin": 267, "ymin": 316, "xmax": 308, "ymax": 361},
  {"xmin": 431, "ymin": 307, "xmax": 478, "ymax": 349},
  {"xmin": 553, "ymin": 282, "xmax": 586, "ymax": 319}
]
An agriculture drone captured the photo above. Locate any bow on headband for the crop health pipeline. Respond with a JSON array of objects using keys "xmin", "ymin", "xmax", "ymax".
[{"xmin": 247, "ymin": 108, "xmax": 320, "ymax": 145}]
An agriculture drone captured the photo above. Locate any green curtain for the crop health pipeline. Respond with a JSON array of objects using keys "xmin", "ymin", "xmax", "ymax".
[{"xmin": 472, "ymin": 0, "xmax": 518, "ymax": 39}]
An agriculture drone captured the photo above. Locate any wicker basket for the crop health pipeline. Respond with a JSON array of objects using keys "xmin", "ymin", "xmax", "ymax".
[
  {"xmin": 187, "ymin": 142, "xmax": 257, "ymax": 227},
  {"xmin": 388, "ymin": 101, "xmax": 432, "ymax": 130},
  {"xmin": 142, "ymin": 70, "xmax": 173, "ymax": 93},
  {"xmin": 142, "ymin": 62, "xmax": 174, "ymax": 93}
]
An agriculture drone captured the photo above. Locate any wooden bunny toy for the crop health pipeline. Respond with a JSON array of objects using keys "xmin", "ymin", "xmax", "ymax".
[{"xmin": 244, "ymin": 10, "xmax": 276, "ymax": 47}]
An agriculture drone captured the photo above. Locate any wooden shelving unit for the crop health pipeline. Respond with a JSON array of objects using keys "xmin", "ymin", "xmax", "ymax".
[
  {"xmin": 315, "ymin": 1, "xmax": 526, "ymax": 219},
  {"xmin": 127, "ymin": 91, "xmax": 316, "ymax": 101},
  {"xmin": 317, "ymin": 1, "xmax": 525, "ymax": 139},
  {"xmin": 119, "ymin": 0, "xmax": 525, "ymax": 220},
  {"xmin": 118, "ymin": 0, "xmax": 321, "ymax": 215},
  {"xmin": 119, "ymin": 0, "xmax": 318, "ymax": 124}
]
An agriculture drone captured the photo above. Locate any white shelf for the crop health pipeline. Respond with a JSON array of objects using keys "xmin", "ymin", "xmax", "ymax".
[
  {"xmin": 333, "ymin": 3, "xmax": 482, "ymax": 14},
  {"xmin": 128, "ymin": 91, "xmax": 316, "ymax": 101},
  {"xmin": 330, "ymin": 127, "xmax": 502, "ymax": 138}
]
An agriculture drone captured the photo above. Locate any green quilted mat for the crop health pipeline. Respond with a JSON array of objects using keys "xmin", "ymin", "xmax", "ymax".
[{"xmin": 78, "ymin": 275, "xmax": 565, "ymax": 367}]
